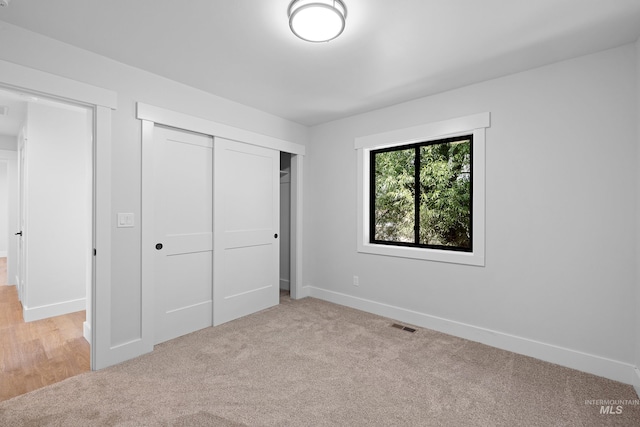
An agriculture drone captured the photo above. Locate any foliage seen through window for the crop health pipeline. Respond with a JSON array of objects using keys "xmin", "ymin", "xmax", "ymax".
[{"xmin": 371, "ymin": 135, "xmax": 472, "ymax": 251}]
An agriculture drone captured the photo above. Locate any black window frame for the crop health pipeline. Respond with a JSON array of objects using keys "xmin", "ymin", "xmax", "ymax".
[{"xmin": 369, "ymin": 134, "xmax": 473, "ymax": 252}]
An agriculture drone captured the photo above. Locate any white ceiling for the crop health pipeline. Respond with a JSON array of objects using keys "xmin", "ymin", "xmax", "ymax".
[{"xmin": 1, "ymin": 0, "xmax": 640, "ymax": 126}]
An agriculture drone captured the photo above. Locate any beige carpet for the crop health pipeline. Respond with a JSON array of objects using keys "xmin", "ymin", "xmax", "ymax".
[{"xmin": 1, "ymin": 297, "xmax": 639, "ymax": 426}]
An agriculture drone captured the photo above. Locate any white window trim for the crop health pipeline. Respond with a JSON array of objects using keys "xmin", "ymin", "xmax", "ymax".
[{"xmin": 355, "ymin": 112, "xmax": 490, "ymax": 266}]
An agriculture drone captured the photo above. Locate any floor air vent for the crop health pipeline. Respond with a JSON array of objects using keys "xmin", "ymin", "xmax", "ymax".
[{"xmin": 391, "ymin": 323, "xmax": 416, "ymax": 333}]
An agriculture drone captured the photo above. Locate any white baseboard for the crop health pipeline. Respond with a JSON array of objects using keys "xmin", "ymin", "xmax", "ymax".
[
  {"xmin": 0, "ymin": 251, "xmax": 7, "ymax": 257},
  {"xmin": 83, "ymin": 321, "xmax": 92, "ymax": 345},
  {"xmin": 634, "ymin": 368, "xmax": 640, "ymax": 397},
  {"xmin": 299, "ymin": 285, "xmax": 312, "ymax": 298},
  {"xmin": 23, "ymin": 297, "xmax": 86, "ymax": 322},
  {"xmin": 279, "ymin": 278, "xmax": 290, "ymax": 291},
  {"xmin": 308, "ymin": 286, "xmax": 636, "ymax": 385}
]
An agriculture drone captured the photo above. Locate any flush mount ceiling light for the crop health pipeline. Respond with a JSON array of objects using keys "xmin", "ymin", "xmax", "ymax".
[{"xmin": 288, "ymin": 0, "xmax": 347, "ymax": 43}]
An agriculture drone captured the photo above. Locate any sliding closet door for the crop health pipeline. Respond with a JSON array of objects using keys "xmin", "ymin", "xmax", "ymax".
[
  {"xmin": 153, "ymin": 126, "xmax": 213, "ymax": 344},
  {"xmin": 213, "ymin": 137, "xmax": 279, "ymax": 325}
]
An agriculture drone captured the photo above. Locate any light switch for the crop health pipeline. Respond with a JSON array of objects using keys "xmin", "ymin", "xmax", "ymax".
[{"xmin": 117, "ymin": 213, "xmax": 135, "ymax": 228}]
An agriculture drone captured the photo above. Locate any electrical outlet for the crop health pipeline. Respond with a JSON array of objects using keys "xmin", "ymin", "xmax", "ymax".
[{"xmin": 353, "ymin": 275, "xmax": 359, "ymax": 287}]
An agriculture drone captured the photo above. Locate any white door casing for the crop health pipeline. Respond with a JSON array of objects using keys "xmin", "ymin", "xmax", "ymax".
[
  {"xmin": 0, "ymin": 59, "xmax": 117, "ymax": 370},
  {"xmin": 152, "ymin": 126, "xmax": 213, "ymax": 345},
  {"xmin": 213, "ymin": 137, "xmax": 280, "ymax": 325}
]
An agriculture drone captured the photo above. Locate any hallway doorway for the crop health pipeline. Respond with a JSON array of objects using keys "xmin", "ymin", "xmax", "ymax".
[{"xmin": 0, "ymin": 84, "xmax": 93, "ymax": 398}]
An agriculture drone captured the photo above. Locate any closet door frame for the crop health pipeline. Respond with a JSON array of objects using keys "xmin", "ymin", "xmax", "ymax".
[{"xmin": 139, "ymin": 102, "xmax": 305, "ymax": 347}]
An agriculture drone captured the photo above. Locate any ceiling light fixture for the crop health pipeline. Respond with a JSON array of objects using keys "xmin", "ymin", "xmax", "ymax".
[{"xmin": 288, "ymin": 0, "xmax": 347, "ymax": 43}]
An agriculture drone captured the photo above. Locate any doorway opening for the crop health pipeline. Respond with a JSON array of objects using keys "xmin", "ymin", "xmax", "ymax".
[
  {"xmin": 0, "ymin": 86, "xmax": 93, "ymax": 401},
  {"xmin": 280, "ymin": 151, "xmax": 292, "ymax": 301}
]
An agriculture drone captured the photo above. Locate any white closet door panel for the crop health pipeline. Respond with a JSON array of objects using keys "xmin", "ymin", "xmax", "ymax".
[
  {"xmin": 214, "ymin": 137, "xmax": 279, "ymax": 325},
  {"xmin": 153, "ymin": 126, "xmax": 213, "ymax": 345}
]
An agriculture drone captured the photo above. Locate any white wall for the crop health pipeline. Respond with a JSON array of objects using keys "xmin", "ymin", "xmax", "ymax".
[
  {"xmin": 0, "ymin": 137, "xmax": 19, "ymax": 283},
  {"xmin": 0, "ymin": 22, "xmax": 308, "ymax": 350},
  {"xmin": 0, "ymin": 161, "xmax": 8, "ymax": 257},
  {"xmin": 22, "ymin": 101, "xmax": 90, "ymax": 320},
  {"xmin": 0, "ymin": 135, "xmax": 17, "ymax": 151},
  {"xmin": 7, "ymin": 155, "xmax": 17, "ymax": 285},
  {"xmin": 0, "ymin": 149, "xmax": 19, "ymax": 285},
  {"xmin": 305, "ymin": 44, "xmax": 638, "ymax": 383}
]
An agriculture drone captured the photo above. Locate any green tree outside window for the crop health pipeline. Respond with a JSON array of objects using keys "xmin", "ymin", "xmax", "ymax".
[{"xmin": 372, "ymin": 136, "xmax": 472, "ymax": 251}]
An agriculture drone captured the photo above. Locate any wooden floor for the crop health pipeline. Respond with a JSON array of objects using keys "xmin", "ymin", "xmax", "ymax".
[
  {"xmin": 0, "ymin": 256, "xmax": 6, "ymax": 285},
  {"xmin": 0, "ymin": 258, "xmax": 90, "ymax": 402}
]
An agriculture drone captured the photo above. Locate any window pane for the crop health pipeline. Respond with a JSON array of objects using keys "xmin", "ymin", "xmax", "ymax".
[
  {"xmin": 419, "ymin": 139, "xmax": 471, "ymax": 249},
  {"xmin": 373, "ymin": 148, "xmax": 415, "ymax": 243}
]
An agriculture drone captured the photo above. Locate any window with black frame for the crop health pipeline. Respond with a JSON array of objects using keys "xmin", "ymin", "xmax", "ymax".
[{"xmin": 370, "ymin": 135, "xmax": 473, "ymax": 252}]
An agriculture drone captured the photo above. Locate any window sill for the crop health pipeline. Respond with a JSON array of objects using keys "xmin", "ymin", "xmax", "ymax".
[{"xmin": 358, "ymin": 242, "xmax": 484, "ymax": 266}]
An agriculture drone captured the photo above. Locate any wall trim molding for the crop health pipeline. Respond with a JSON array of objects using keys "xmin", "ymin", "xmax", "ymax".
[
  {"xmin": 83, "ymin": 321, "xmax": 92, "ymax": 345},
  {"xmin": 136, "ymin": 103, "xmax": 305, "ymax": 156},
  {"xmin": 23, "ymin": 297, "xmax": 86, "ymax": 323},
  {"xmin": 0, "ymin": 59, "xmax": 117, "ymax": 109},
  {"xmin": 354, "ymin": 112, "xmax": 490, "ymax": 150},
  {"xmin": 300, "ymin": 285, "xmax": 312, "ymax": 299},
  {"xmin": 308, "ymin": 286, "xmax": 636, "ymax": 385}
]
